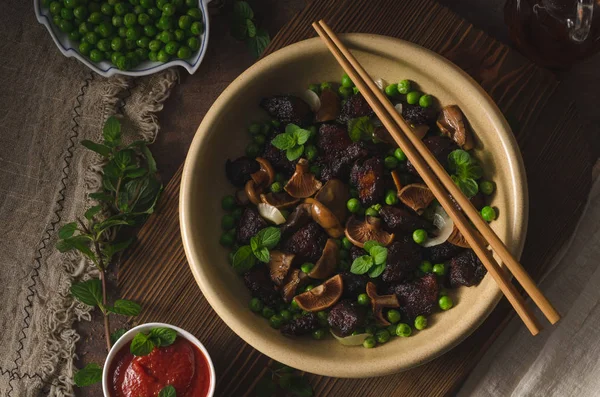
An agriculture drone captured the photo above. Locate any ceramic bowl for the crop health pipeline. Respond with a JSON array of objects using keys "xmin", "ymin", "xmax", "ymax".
[
  {"xmin": 180, "ymin": 34, "xmax": 528, "ymax": 377},
  {"xmin": 33, "ymin": 0, "xmax": 210, "ymax": 77},
  {"xmin": 102, "ymin": 322, "xmax": 216, "ymax": 396}
]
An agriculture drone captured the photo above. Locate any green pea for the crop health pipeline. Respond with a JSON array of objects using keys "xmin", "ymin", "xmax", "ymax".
[
  {"xmin": 385, "ymin": 84, "xmax": 399, "ymax": 97},
  {"xmin": 88, "ymin": 11, "xmax": 103, "ymax": 24},
  {"xmin": 170, "ymin": 29, "xmax": 183, "ymax": 42},
  {"xmin": 394, "ymin": 147, "xmax": 407, "ymax": 161},
  {"xmin": 289, "ymin": 299, "xmax": 300, "ymax": 313},
  {"xmin": 308, "ymin": 83, "xmax": 320, "ymax": 95},
  {"xmin": 64, "ymin": 0, "xmax": 78, "ymax": 8},
  {"xmin": 414, "ymin": 315, "xmax": 428, "ymax": 330},
  {"xmin": 387, "ymin": 324, "xmax": 398, "ymax": 336},
  {"xmin": 157, "ymin": 49, "xmax": 169, "ymax": 62},
  {"xmin": 412, "ymin": 229, "xmax": 427, "ymax": 244},
  {"xmin": 176, "ymin": 14, "xmax": 192, "ymax": 30},
  {"xmin": 51, "ymin": 14, "xmax": 61, "ymax": 26},
  {"xmin": 88, "ymin": 2, "xmax": 101, "ymax": 13},
  {"xmin": 339, "ymin": 249, "xmax": 349, "ymax": 260},
  {"xmin": 190, "ymin": 21, "xmax": 203, "ymax": 35},
  {"xmin": 376, "ymin": 329, "xmax": 390, "ymax": 344},
  {"xmin": 73, "ymin": 5, "xmax": 87, "ymax": 19},
  {"xmin": 89, "ymin": 49, "xmax": 104, "ymax": 62},
  {"xmin": 406, "ymin": 91, "xmax": 422, "ymax": 105},
  {"xmin": 247, "ymin": 122, "xmax": 261, "ymax": 135},
  {"xmin": 419, "ymin": 94, "xmax": 433, "ymax": 108},
  {"xmin": 140, "ymin": 0, "xmax": 154, "ymax": 8},
  {"xmin": 481, "ymin": 206, "xmax": 497, "ymax": 222},
  {"xmin": 304, "ymin": 285, "xmax": 314, "ymax": 292},
  {"xmin": 49, "ymin": 2, "xmax": 62, "ymax": 15},
  {"xmin": 280, "ymin": 309, "xmax": 292, "ymax": 322},
  {"xmin": 144, "ymin": 24, "xmax": 157, "ymax": 36},
  {"xmin": 68, "ymin": 30, "xmax": 81, "ymax": 41},
  {"xmin": 308, "ymin": 125, "xmax": 317, "ymax": 139},
  {"xmin": 260, "ymin": 122, "xmax": 271, "ymax": 135},
  {"xmin": 338, "ymin": 259, "xmax": 349, "ymax": 271},
  {"xmin": 349, "ymin": 188, "xmax": 358, "ymax": 198},
  {"xmin": 97, "ymin": 23, "xmax": 113, "ymax": 38},
  {"xmin": 300, "ymin": 263, "xmax": 314, "ymax": 274},
  {"xmin": 130, "ymin": 0, "xmax": 140, "ymax": 5},
  {"xmin": 125, "ymin": 38, "xmax": 137, "ymax": 49},
  {"xmin": 342, "ymin": 237, "xmax": 352, "ymax": 250},
  {"xmin": 147, "ymin": 7, "xmax": 160, "ymax": 18},
  {"xmin": 309, "ymin": 164, "xmax": 320, "ymax": 177},
  {"xmin": 365, "ymin": 325, "xmax": 377, "ymax": 335},
  {"xmin": 341, "ymin": 73, "xmax": 354, "ymax": 88},
  {"xmin": 304, "ymin": 145, "xmax": 317, "ymax": 161},
  {"xmin": 100, "ymin": 3, "xmax": 113, "ymax": 15},
  {"xmin": 397, "ymin": 79, "xmax": 411, "ymax": 94},
  {"xmin": 118, "ymin": 26, "xmax": 127, "ymax": 37},
  {"xmin": 159, "ymin": 30, "xmax": 173, "ymax": 43},
  {"xmin": 316, "ymin": 310, "xmax": 328, "ymax": 326},
  {"xmin": 261, "ymin": 306, "xmax": 275, "ymax": 319},
  {"xmin": 115, "ymin": 54, "xmax": 131, "ymax": 70},
  {"xmin": 245, "ymin": 143, "xmax": 261, "ymax": 158},
  {"xmin": 156, "ymin": 0, "xmax": 168, "ymax": 9},
  {"xmin": 347, "ymin": 198, "xmax": 360, "ymax": 213},
  {"xmin": 252, "ymin": 134, "xmax": 266, "ymax": 146},
  {"xmin": 84, "ymin": 31, "xmax": 99, "ymax": 44},
  {"xmin": 338, "ymin": 86, "xmax": 353, "ymax": 99},
  {"xmin": 384, "ymin": 190, "xmax": 398, "ymax": 206},
  {"xmin": 148, "ymin": 39, "xmax": 162, "ymax": 51},
  {"xmin": 357, "ymin": 293, "xmax": 370, "ymax": 306},
  {"xmin": 187, "ymin": 36, "xmax": 200, "ymax": 51},
  {"xmin": 111, "ymin": 51, "xmax": 123, "ymax": 64},
  {"xmin": 220, "ymin": 195, "xmax": 235, "ymax": 211},
  {"xmin": 419, "ymin": 260, "xmax": 433, "ymax": 273},
  {"xmin": 365, "ymin": 207, "xmax": 379, "ymax": 217},
  {"xmin": 126, "ymin": 26, "xmax": 141, "ymax": 40},
  {"xmin": 137, "ymin": 12, "xmax": 150, "ymax": 25},
  {"xmin": 78, "ymin": 21, "xmax": 93, "ymax": 34},
  {"xmin": 231, "ymin": 207, "xmax": 243, "ymax": 221},
  {"xmin": 187, "ymin": 7, "xmax": 202, "ymax": 20},
  {"xmin": 249, "ymin": 297, "xmax": 263, "ymax": 313},
  {"xmin": 321, "ymin": 82, "xmax": 332, "ymax": 91},
  {"xmin": 386, "ymin": 309, "xmax": 401, "ymax": 324},
  {"xmin": 312, "ymin": 329, "xmax": 325, "ymax": 340},
  {"xmin": 185, "ymin": 0, "xmax": 196, "ymax": 6},
  {"xmin": 160, "ymin": 2, "xmax": 175, "ymax": 15},
  {"xmin": 271, "ymin": 119, "xmax": 281, "ymax": 128},
  {"xmin": 123, "ymin": 12, "xmax": 136, "ymax": 26},
  {"xmin": 395, "ymin": 323, "xmax": 412, "ymax": 337},
  {"xmin": 221, "ymin": 214, "xmax": 235, "ymax": 231},
  {"xmin": 432, "ymin": 263, "xmax": 446, "ymax": 276},
  {"xmin": 268, "ymin": 314, "xmax": 282, "ymax": 329},
  {"xmin": 61, "ymin": 7, "xmax": 74, "ymax": 20},
  {"xmin": 78, "ymin": 41, "xmax": 92, "ymax": 55},
  {"xmin": 114, "ymin": 2, "xmax": 127, "ymax": 15},
  {"xmin": 384, "ymin": 156, "xmax": 398, "ymax": 170},
  {"xmin": 156, "ymin": 15, "xmax": 172, "ymax": 30},
  {"xmin": 136, "ymin": 36, "xmax": 149, "ymax": 48},
  {"xmin": 439, "ymin": 295, "xmax": 453, "ymax": 310},
  {"xmin": 265, "ymin": 182, "xmax": 282, "ymax": 195},
  {"xmin": 111, "ymin": 15, "xmax": 123, "ymax": 27},
  {"xmin": 97, "ymin": 38, "xmax": 111, "ymax": 51},
  {"xmin": 363, "ymin": 336, "xmax": 376, "ymax": 348},
  {"xmin": 59, "ymin": 19, "xmax": 75, "ymax": 33},
  {"xmin": 479, "ymin": 180, "xmax": 495, "ymax": 195}
]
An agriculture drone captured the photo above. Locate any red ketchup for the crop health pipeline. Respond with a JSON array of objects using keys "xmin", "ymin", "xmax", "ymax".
[{"xmin": 109, "ymin": 337, "xmax": 211, "ymax": 397}]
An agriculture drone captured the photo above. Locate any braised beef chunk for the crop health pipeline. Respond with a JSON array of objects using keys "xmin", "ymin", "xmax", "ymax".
[
  {"xmin": 380, "ymin": 205, "xmax": 432, "ymax": 234},
  {"xmin": 340, "ymin": 272, "xmax": 368, "ymax": 299},
  {"xmin": 424, "ymin": 241, "xmax": 464, "ymax": 263},
  {"xmin": 262, "ymin": 143, "xmax": 296, "ymax": 177},
  {"xmin": 338, "ymin": 93, "xmax": 374, "ymax": 122},
  {"xmin": 282, "ymin": 222, "xmax": 328, "ymax": 263},
  {"xmin": 280, "ymin": 204, "xmax": 311, "ymax": 237},
  {"xmin": 350, "ymin": 157, "xmax": 385, "ymax": 206},
  {"xmin": 236, "ymin": 208, "xmax": 267, "ymax": 245},
  {"xmin": 388, "ymin": 273, "xmax": 439, "ymax": 320},
  {"xmin": 225, "ymin": 157, "xmax": 260, "ymax": 187},
  {"xmin": 328, "ymin": 300, "xmax": 366, "ymax": 337},
  {"xmin": 349, "ymin": 245, "xmax": 364, "ymax": 262},
  {"xmin": 260, "ymin": 95, "xmax": 312, "ymax": 126},
  {"xmin": 243, "ymin": 266, "xmax": 280, "ymax": 307},
  {"xmin": 448, "ymin": 250, "xmax": 486, "ymax": 287},
  {"xmin": 381, "ymin": 237, "xmax": 422, "ymax": 283},
  {"xmin": 316, "ymin": 124, "xmax": 368, "ymax": 181},
  {"xmin": 407, "ymin": 136, "xmax": 458, "ymax": 175},
  {"xmin": 281, "ymin": 313, "xmax": 320, "ymax": 336},
  {"xmin": 402, "ymin": 103, "xmax": 437, "ymax": 126}
]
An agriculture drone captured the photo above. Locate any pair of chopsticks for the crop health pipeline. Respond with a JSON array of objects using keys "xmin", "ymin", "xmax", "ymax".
[{"xmin": 312, "ymin": 20, "xmax": 560, "ymax": 335}]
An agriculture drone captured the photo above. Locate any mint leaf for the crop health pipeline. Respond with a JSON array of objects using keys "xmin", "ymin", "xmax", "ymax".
[
  {"xmin": 84, "ymin": 205, "xmax": 102, "ymax": 220},
  {"xmin": 247, "ymin": 28, "xmax": 270, "ymax": 58},
  {"xmin": 457, "ymin": 177, "xmax": 479, "ymax": 198},
  {"xmin": 370, "ymin": 246, "xmax": 388, "ymax": 265},
  {"xmin": 461, "ymin": 163, "xmax": 483, "ymax": 180},
  {"xmin": 158, "ymin": 385, "xmax": 176, "ymax": 397},
  {"xmin": 140, "ymin": 144, "xmax": 157, "ymax": 174},
  {"xmin": 110, "ymin": 328, "xmax": 127, "ymax": 345},
  {"xmin": 233, "ymin": 1, "xmax": 254, "ymax": 19},
  {"xmin": 81, "ymin": 140, "xmax": 111, "ymax": 157},
  {"xmin": 368, "ymin": 263, "xmax": 386, "ymax": 278},
  {"xmin": 113, "ymin": 149, "xmax": 134, "ymax": 170},
  {"xmin": 70, "ymin": 279, "xmax": 103, "ymax": 307},
  {"xmin": 108, "ymin": 299, "xmax": 141, "ymax": 316},
  {"xmin": 256, "ymin": 227, "xmax": 281, "ymax": 249},
  {"xmin": 250, "ymin": 236, "xmax": 260, "ymax": 252},
  {"xmin": 347, "ymin": 116, "xmax": 374, "ymax": 142},
  {"xmin": 232, "ymin": 245, "xmax": 256, "ymax": 273},
  {"xmin": 447, "ymin": 149, "xmax": 471, "ymax": 172},
  {"xmin": 149, "ymin": 327, "xmax": 177, "ymax": 347},
  {"xmin": 103, "ymin": 116, "xmax": 121, "ymax": 146},
  {"xmin": 271, "ymin": 133, "xmax": 296, "ymax": 150},
  {"xmin": 246, "ymin": 18, "xmax": 256, "ymax": 38},
  {"xmin": 59, "ymin": 222, "xmax": 78, "ymax": 239},
  {"xmin": 286, "ymin": 144, "xmax": 304, "ymax": 161},
  {"xmin": 350, "ymin": 255, "xmax": 374, "ymax": 275},
  {"xmin": 254, "ymin": 246, "xmax": 270, "ymax": 263},
  {"xmin": 73, "ymin": 363, "xmax": 102, "ymax": 387},
  {"xmin": 363, "ymin": 240, "xmax": 380, "ymax": 253},
  {"xmin": 293, "ymin": 128, "xmax": 311, "ymax": 145},
  {"xmin": 130, "ymin": 332, "xmax": 155, "ymax": 356},
  {"xmin": 89, "ymin": 192, "xmax": 113, "ymax": 203}
]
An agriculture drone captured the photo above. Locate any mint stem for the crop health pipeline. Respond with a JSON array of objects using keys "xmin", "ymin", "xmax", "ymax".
[{"xmin": 100, "ymin": 270, "xmax": 111, "ymax": 352}]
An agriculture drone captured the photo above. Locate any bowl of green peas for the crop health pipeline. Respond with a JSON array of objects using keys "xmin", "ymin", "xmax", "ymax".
[{"xmin": 34, "ymin": 0, "xmax": 210, "ymax": 77}]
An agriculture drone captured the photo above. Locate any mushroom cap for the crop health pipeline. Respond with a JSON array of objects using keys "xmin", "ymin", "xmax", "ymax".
[
  {"xmin": 245, "ymin": 180, "xmax": 261, "ymax": 205},
  {"xmin": 366, "ymin": 282, "xmax": 400, "ymax": 326},
  {"xmin": 280, "ymin": 203, "xmax": 312, "ymax": 236},
  {"xmin": 447, "ymin": 225, "xmax": 471, "ymax": 248},
  {"xmin": 398, "ymin": 183, "xmax": 435, "ymax": 214},
  {"xmin": 260, "ymin": 192, "xmax": 301, "ymax": 209},
  {"xmin": 437, "ymin": 105, "xmax": 474, "ymax": 150},
  {"xmin": 315, "ymin": 88, "xmax": 341, "ymax": 122},
  {"xmin": 314, "ymin": 179, "xmax": 350, "ymax": 224},
  {"xmin": 309, "ymin": 238, "xmax": 340, "ymax": 279},
  {"xmin": 281, "ymin": 269, "xmax": 309, "ymax": 302},
  {"xmin": 250, "ymin": 157, "xmax": 275, "ymax": 188},
  {"xmin": 411, "ymin": 124, "xmax": 429, "ymax": 140},
  {"xmin": 294, "ymin": 274, "xmax": 344, "ymax": 312},
  {"xmin": 284, "ymin": 159, "xmax": 323, "ymax": 198},
  {"xmin": 391, "ymin": 170, "xmax": 403, "ymax": 192},
  {"xmin": 344, "ymin": 216, "xmax": 395, "ymax": 248},
  {"xmin": 305, "ymin": 197, "xmax": 344, "ymax": 238},
  {"xmin": 268, "ymin": 251, "xmax": 295, "ymax": 286}
]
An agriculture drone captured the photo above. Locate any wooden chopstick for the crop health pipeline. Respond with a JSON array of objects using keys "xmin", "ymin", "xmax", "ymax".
[{"xmin": 313, "ymin": 21, "xmax": 556, "ymax": 335}]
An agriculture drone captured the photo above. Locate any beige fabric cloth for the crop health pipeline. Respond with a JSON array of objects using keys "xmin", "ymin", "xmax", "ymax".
[{"xmin": 0, "ymin": 1, "xmax": 178, "ymax": 395}]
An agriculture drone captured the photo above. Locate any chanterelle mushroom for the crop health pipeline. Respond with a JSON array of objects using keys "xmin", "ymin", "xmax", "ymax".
[
  {"xmin": 284, "ymin": 159, "xmax": 323, "ymax": 198},
  {"xmin": 305, "ymin": 198, "xmax": 344, "ymax": 238},
  {"xmin": 282, "ymin": 269, "xmax": 309, "ymax": 302},
  {"xmin": 447, "ymin": 225, "xmax": 470, "ymax": 248},
  {"xmin": 315, "ymin": 88, "xmax": 341, "ymax": 122},
  {"xmin": 366, "ymin": 282, "xmax": 400, "ymax": 326},
  {"xmin": 314, "ymin": 179, "xmax": 350, "ymax": 223},
  {"xmin": 398, "ymin": 183, "xmax": 435, "ymax": 214},
  {"xmin": 345, "ymin": 216, "xmax": 394, "ymax": 248},
  {"xmin": 309, "ymin": 238, "xmax": 340, "ymax": 279},
  {"xmin": 437, "ymin": 105, "xmax": 474, "ymax": 150},
  {"xmin": 245, "ymin": 157, "xmax": 276, "ymax": 205},
  {"xmin": 294, "ymin": 274, "xmax": 343, "ymax": 312},
  {"xmin": 268, "ymin": 251, "xmax": 295, "ymax": 286},
  {"xmin": 260, "ymin": 192, "xmax": 301, "ymax": 209}
]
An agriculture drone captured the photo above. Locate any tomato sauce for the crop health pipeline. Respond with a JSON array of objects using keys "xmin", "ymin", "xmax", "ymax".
[{"xmin": 109, "ymin": 337, "xmax": 211, "ymax": 397}]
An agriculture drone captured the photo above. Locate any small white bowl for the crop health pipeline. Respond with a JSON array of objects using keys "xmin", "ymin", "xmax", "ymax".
[
  {"xmin": 33, "ymin": 0, "xmax": 211, "ymax": 77},
  {"xmin": 102, "ymin": 322, "xmax": 216, "ymax": 397}
]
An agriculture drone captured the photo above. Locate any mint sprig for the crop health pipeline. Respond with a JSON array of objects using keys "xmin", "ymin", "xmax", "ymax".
[
  {"xmin": 231, "ymin": 1, "xmax": 271, "ymax": 58},
  {"xmin": 73, "ymin": 363, "xmax": 102, "ymax": 387},
  {"xmin": 159, "ymin": 385, "xmax": 177, "ymax": 397},
  {"xmin": 232, "ymin": 227, "xmax": 281, "ymax": 272},
  {"xmin": 347, "ymin": 116, "xmax": 374, "ymax": 142},
  {"xmin": 130, "ymin": 327, "xmax": 178, "ymax": 356},
  {"xmin": 447, "ymin": 149, "xmax": 483, "ymax": 198},
  {"xmin": 350, "ymin": 240, "xmax": 388, "ymax": 278},
  {"xmin": 271, "ymin": 124, "xmax": 311, "ymax": 161}
]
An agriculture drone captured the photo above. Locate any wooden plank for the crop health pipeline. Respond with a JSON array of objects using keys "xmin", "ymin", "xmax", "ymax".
[{"xmin": 118, "ymin": 0, "xmax": 595, "ymax": 395}]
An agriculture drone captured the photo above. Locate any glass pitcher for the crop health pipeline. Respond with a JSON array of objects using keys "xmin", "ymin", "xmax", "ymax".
[{"xmin": 505, "ymin": 0, "xmax": 600, "ymax": 68}]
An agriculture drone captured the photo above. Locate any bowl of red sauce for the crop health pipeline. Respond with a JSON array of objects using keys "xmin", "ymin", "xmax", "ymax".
[{"xmin": 102, "ymin": 323, "xmax": 215, "ymax": 397}]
